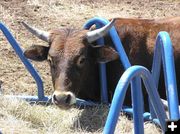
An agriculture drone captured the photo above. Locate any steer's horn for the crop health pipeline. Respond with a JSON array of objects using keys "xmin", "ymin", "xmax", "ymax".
[
  {"xmin": 86, "ymin": 19, "xmax": 115, "ymax": 43},
  {"xmin": 22, "ymin": 22, "xmax": 50, "ymax": 42}
]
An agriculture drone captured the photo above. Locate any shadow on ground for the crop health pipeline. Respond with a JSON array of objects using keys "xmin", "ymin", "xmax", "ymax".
[{"xmin": 71, "ymin": 105, "xmax": 109, "ymax": 132}]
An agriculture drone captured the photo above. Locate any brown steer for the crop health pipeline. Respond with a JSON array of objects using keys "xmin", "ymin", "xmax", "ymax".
[{"xmin": 22, "ymin": 17, "xmax": 180, "ymax": 109}]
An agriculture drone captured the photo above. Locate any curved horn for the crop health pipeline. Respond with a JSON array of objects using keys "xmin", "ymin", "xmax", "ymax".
[
  {"xmin": 86, "ymin": 19, "xmax": 115, "ymax": 43},
  {"xmin": 22, "ymin": 22, "xmax": 50, "ymax": 42}
]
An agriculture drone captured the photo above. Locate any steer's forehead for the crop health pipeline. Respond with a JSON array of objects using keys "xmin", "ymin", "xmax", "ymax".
[{"xmin": 49, "ymin": 28, "xmax": 88, "ymax": 57}]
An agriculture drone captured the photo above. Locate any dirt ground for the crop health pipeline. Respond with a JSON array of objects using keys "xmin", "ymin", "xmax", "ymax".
[
  {"xmin": 0, "ymin": 0, "xmax": 180, "ymax": 134},
  {"xmin": 0, "ymin": 0, "xmax": 180, "ymax": 96}
]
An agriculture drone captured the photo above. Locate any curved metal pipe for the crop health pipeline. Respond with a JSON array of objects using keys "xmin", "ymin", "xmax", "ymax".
[
  {"xmin": 103, "ymin": 65, "xmax": 167, "ymax": 134},
  {"xmin": 0, "ymin": 22, "xmax": 45, "ymax": 100}
]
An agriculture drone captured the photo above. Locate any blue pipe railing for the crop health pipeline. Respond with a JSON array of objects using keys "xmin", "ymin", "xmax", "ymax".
[
  {"xmin": 84, "ymin": 19, "xmax": 109, "ymax": 103},
  {"xmin": 103, "ymin": 65, "xmax": 167, "ymax": 134},
  {"xmin": 151, "ymin": 32, "xmax": 179, "ymax": 120},
  {"xmin": 0, "ymin": 22, "xmax": 48, "ymax": 101},
  {"xmin": 85, "ymin": 18, "xmax": 179, "ymax": 133},
  {"xmin": 84, "ymin": 17, "xmax": 144, "ymax": 133}
]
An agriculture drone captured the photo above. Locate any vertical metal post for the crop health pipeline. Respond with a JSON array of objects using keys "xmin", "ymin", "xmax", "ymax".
[
  {"xmin": 0, "ymin": 22, "xmax": 45, "ymax": 100},
  {"xmin": 96, "ymin": 23, "xmax": 108, "ymax": 103}
]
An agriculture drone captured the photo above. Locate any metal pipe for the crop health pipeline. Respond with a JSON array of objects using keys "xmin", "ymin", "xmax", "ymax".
[
  {"xmin": 151, "ymin": 32, "xmax": 180, "ymax": 119},
  {"xmin": 84, "ymin": 19, "xmax": 109, "ymax": 103},
  {"xmin": 0, "ymin": 22, "xmax": 45, "ymax": 100},
  {"xmin": 103, "ymin": 65, "xmax": 167, "ymax": 134}
]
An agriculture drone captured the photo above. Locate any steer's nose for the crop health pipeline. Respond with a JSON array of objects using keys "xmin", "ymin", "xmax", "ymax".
[{"xmin": 52, "ymin": 91, "xmax": 76, "ymax": 108}]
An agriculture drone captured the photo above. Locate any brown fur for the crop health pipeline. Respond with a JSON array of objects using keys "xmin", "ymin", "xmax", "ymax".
[{"xmin": 106, "ymin": 17, "xmax": 180, "ymax": 107}]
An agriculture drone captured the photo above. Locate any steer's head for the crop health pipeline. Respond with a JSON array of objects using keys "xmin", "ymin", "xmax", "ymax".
[{"xmin": 22, "ymin": 20, "xmax": 118, "ymax": 109}]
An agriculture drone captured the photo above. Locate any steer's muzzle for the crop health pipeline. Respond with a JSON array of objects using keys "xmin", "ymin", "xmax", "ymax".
[{"xmin": 52, "ymin": 91, "xmax": 76, "ymax": 109}]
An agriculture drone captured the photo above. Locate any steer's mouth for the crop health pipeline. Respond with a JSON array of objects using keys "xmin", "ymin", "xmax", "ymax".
[{"xmin": 52, "ymin": 91, "xmax": 76, "ymax": 109}]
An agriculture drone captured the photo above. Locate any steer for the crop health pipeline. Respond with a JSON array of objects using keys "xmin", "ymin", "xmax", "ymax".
[{"xmin": 22, "ymin": 17, "xmax": 180, "ymax": 109}]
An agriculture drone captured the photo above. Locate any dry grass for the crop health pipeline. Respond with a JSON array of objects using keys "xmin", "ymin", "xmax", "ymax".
[
  {"xmin": 0, "ymin": 0, "xmax": 179, "ymax": 133},
  {"xmin": 0, "ymin": 97, "xmax": 161, "ymax": 134}
]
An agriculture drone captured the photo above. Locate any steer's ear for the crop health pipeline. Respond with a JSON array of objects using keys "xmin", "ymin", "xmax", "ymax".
[
  {"xmin": 24, "ymin": 45, "xmax": 49, "ymax": 61},
  {"xmin": 92, "ymin": 45, "xmax": 119, "ymax": 63}
]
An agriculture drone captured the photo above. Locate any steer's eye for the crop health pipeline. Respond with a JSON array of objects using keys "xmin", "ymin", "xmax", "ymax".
[{"xmin": 77, "ymin": 56, "xmax": 86, "ymax": 67}]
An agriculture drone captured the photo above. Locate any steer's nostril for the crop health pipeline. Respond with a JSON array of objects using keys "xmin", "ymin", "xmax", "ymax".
[
  {"xmin": 53, "ymin": 94, "xmax": 57, "ymax": 102},
  {"xmin": 65, "ymin": 94, "xmax": 71, "ymax": 104},
  {"xmin": 53, "ymin": 93, "xmax": 72, "ymax": 105}
]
